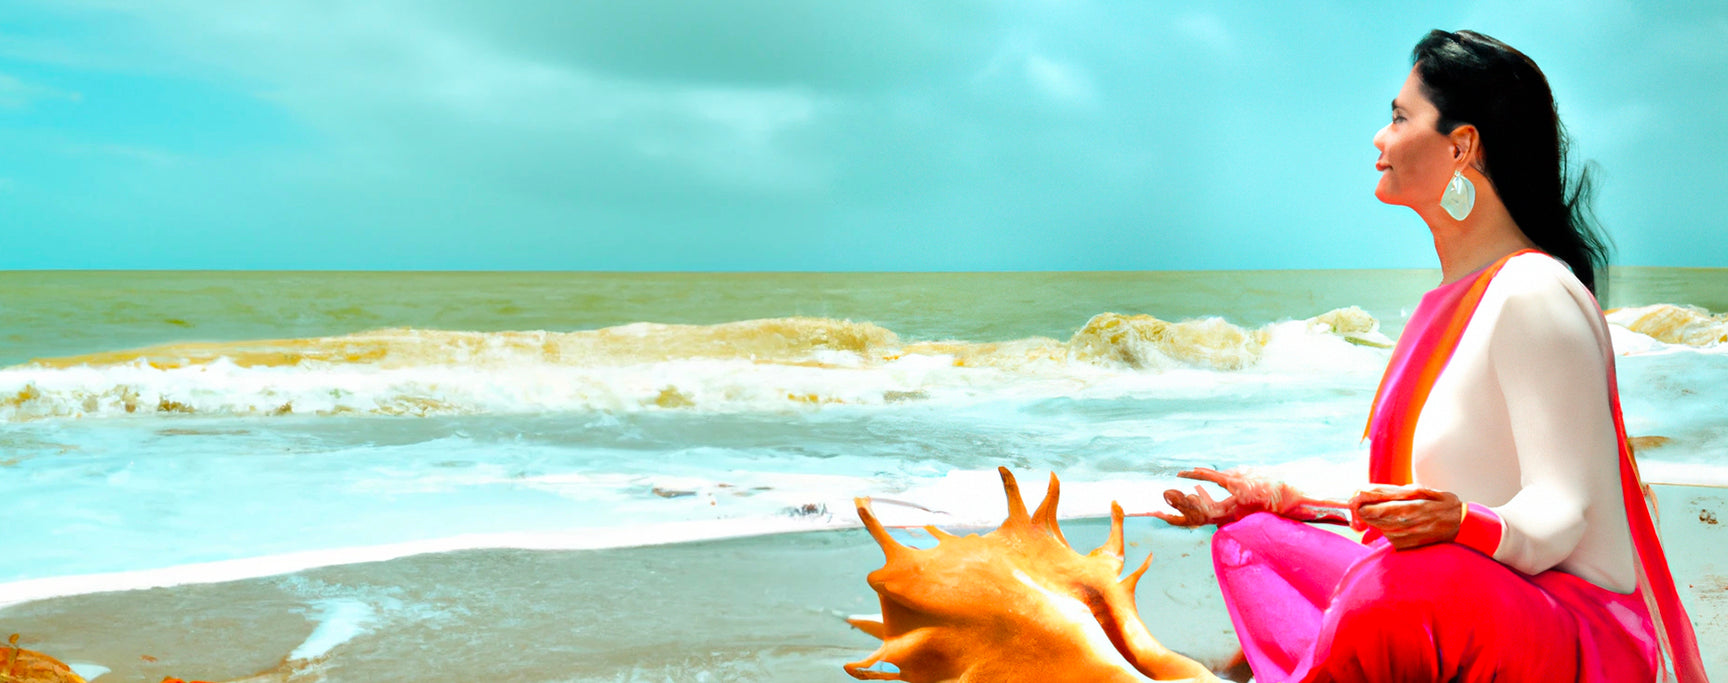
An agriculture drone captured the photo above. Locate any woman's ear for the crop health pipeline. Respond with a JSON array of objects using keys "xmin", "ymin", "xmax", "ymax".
[{"xmin": 1449, "ymin": 124, "xmax": 1481, "ymax": 170}]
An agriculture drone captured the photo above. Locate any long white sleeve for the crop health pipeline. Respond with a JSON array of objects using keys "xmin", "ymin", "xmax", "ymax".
[{"xmin": 1410, "ymin": 253, "xmax": 1637, "ymax": 593}]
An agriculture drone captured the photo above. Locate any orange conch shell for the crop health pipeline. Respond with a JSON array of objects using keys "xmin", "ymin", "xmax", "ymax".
[
  {"xmin": 846, "ymin": 468, "xmax": 1218, "ymax": 682},
  {"xmin": 2, "ymin": 634, "xmax": 86, "ymax": 683}
]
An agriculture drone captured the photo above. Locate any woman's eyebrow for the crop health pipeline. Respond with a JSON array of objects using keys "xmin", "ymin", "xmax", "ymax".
[{"xmin": 1390, "ymin": 99, "xmax": 1403, "ymax": 112}]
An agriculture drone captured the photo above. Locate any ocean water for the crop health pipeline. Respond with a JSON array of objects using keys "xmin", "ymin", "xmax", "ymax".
[{"xmin": 2, "ymin": 268, "xmax": 1727, "ymax": 681}]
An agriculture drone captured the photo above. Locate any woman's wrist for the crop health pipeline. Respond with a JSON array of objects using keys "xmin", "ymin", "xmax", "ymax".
[{"xmin": 1454, "ymin": 502, "xmax": 1505, "ymax": 555}]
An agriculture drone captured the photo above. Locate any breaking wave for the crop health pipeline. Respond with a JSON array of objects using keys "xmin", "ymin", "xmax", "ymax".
[
  {"xmin": 1607, "ymin": 304, "xmax": 1728, "ymax": 347},
  {"xmin": 0, "ymin": 305, "xmax": 1525, "ymax": 421}
]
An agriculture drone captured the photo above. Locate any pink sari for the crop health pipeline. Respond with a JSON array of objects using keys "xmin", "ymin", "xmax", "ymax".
[{"xmin": 1213, "ymin": 250, "xmax": 1708, "ymax": 682}]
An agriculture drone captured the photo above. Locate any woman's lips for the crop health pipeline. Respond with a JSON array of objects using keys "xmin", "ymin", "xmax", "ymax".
[{"xmin": 1375, "ymin": 160, "xmax": 1391, "ymax": 172}]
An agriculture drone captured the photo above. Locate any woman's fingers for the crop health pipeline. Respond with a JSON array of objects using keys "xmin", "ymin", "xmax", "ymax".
[
  {"xmin": 1159, "ymin": 469, "xmax": 1306, "ymax": 528},
  {"xmin": 1349, "ymin": 485, "xmax": 1446, "ymax": 522},
  {"xmin": 1354, "ymin": 491, "xmax": 1464, "ymax": 549},
  {"xmin": 1355, "ymin": 499, "xmax": 1423, "ymax": 527},
  {"xmin": 1180, "ymin": 468, "xmax": 1262, "ymax": 499},
  {"xmin": 1155, "ymin": 484, "xmax": 1232, "ymax": 527},
  {"xmin": 1176, "ymin": 467, "xmax": 1233, "ymax": 486},
  {"xmin": 1158, "ymin": 489, "xmax": 1203, "ymax": 526},
  {"xmin": 1358, "ymin": 498, "xmax": 1450, "ymax": 527},
  {"xmin": 1349, "ymin": 485, "xmax": 1411, "ymax": 508}
]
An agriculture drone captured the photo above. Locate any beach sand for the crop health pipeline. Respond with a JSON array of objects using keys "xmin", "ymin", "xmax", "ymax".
[
  {"xmin": 3, "ymin": 484, "xmax": 1723, "ymax": 682},
  {"xmin": 0, "ymin": 519, "xmax": 1230, "ymax": 682},
  {"xmin": 1660, "ymin": 483, "xmax": 1728, "ymax": 677}
]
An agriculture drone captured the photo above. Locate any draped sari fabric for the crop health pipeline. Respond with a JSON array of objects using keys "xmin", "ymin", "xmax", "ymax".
[{"xmin": 1215, "ymin": 250, "xmax": 1707, "ymax": 682}]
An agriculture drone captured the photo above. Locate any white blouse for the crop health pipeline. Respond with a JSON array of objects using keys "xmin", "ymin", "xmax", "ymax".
[{"xmin": 1409, "ymin": 252, "xmax": 1638, "ymax": 594}]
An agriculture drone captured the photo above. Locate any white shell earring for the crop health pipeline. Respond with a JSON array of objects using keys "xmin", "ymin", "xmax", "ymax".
[{"xmin": 1440, "ymin": 169, "xmax": 1475, "ymax": 221}]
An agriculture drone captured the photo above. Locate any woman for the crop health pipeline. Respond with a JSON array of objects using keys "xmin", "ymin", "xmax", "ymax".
[{"xmin": 1153, "ymin": 30, "xmax": 1708, "ymax": 682}]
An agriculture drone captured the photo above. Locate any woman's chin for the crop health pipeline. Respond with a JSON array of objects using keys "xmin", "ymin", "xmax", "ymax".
[{"xmin": 1372, "ymin": 183, "xmax": 1403, "ymax": 207}]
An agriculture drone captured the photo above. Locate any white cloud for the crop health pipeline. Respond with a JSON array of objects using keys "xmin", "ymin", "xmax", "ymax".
[
  {"xmin": 1024, "ymin": 53, "xmax": 1096, "ymax": 105},
  {"xmin": 0, "ymin": 72, "xmax": 28, "ymax": 107},
  {"xmin": 0, "ymin": 70, "xmax": 79, "ymax": 109},
  {"xmin": 968, "ymin": 36, "xmax": 1098, "ymax": 109},
  {"xmin": 1174, "ymin": 13, "xmax": 1233, "ymax": 56},
  {"xmin": 1563, "ymin": 99, "xmax": 1656, "ymax": 154},
  {"xmin": 682, "ymin": 88, "xmax": 815, "ymax": 146},
  {"xmin": 60, "ymin": 1, "xmax": 831, "ymax": 193},
  {"xmin": 62, "ymin": 142, "xmax": 182, "ymax": 166}
]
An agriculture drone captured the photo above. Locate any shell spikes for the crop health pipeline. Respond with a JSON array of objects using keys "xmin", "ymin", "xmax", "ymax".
[
  {"xmin": 4, "ymin": 634, "xmax": 86, "ymax": 683},
  {"xmin": 845, "ymin": 469, "xmax": 1221, "ymax": 683},
  {"xmin": 854, "ymin": 496, "xmax": 911, "ymax": 563}
]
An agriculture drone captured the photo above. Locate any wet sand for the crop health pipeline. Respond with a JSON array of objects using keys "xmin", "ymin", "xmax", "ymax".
[
  {"xmin": 3, "ymin": 485, "xmax": 1723, "ymax": 682},
  {"xmin": 0, "ymin": 519, "xmax": 1233, "ymax": 682}
]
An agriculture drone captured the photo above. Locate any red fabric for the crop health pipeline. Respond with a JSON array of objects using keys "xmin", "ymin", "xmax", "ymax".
[
  {"xmin": 1214, "ymin": 512, "xmax": 1658, "ymax": 683},
  {"xmin": 1603, "ymin": 317, "xmax": 1711, "ymax": 682}
]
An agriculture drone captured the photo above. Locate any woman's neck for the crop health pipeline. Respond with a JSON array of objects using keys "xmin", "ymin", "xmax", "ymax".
[{"xmin": 1420, "ymin": 183, "xmax": 1538, "ymax": 286}]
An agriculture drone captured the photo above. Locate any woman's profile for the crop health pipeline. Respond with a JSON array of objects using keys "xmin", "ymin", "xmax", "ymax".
[{"xmin": 1154, "ymin": 29, "xmax": 1709, "ymax": 682}]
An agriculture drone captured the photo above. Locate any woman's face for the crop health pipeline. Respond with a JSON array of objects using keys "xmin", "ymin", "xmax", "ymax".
[{"xmin": 1373, "ymin": 67, "xmax": 1458, "ymax": 209}]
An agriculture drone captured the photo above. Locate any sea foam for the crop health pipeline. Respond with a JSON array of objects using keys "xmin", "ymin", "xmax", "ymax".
[
  {"xmin": 0, "ymin": 309, "xmax": 1394, "ymax": 421},
  {"xmin": 1607, "ymin": 304, "xmax": 1728, "ymax": 347}
]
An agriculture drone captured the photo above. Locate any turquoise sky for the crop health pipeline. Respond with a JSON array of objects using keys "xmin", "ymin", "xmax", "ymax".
[{"xmin": 2, "ymin": 1, "xmax": 1724, "ymax": 270}]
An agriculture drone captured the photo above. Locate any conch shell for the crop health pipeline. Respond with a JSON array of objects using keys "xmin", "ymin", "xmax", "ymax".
[
  {"xmin": 846, "ymin": 468, "xmax": 1220, "ymax": 682},
  {"xmin": 3, "ymin": 632, "xmax": 298, "ymax": 683},
  {"xmin": 3, "ymin": 634, "xmax": 86, "ymax": 683}
]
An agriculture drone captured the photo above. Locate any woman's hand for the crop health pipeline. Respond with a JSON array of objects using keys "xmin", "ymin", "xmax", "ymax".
[
  {"xmin": 1151, "ymin": 467, "xmax": 1302, "ymax": 528},
  {"xmin": 1349, "ymin": 485, "xmax": 1463, "ymax": 550}
]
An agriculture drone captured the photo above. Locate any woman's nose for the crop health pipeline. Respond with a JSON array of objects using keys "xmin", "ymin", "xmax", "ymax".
[{"xmin": 1372, "ymin": 124, "xmax": 1389, "ymax": 151}]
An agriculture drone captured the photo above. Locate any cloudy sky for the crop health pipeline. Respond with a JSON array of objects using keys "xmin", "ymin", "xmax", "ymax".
[{"xmin": 2, "ymin": 1, "xmax": 1725, "ymax": 270}]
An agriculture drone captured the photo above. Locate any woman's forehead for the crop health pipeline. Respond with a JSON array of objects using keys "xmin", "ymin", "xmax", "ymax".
[{"xmin": 1394, "ymin": 69, "xmax": 1435, "ymax": 111}]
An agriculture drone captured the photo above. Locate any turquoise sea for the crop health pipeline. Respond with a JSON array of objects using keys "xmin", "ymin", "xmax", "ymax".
[{"xmin": 2, "ymin": 268, "xmax": 1726, "ymax": 681}]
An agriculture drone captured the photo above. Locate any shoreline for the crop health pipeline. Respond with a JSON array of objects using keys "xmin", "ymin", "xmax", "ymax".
[
  {"xmin": 0, "ymin": 518, "xmax": 1232, "ymax": 682},
  {"xmin": 3, "ymin": 485, "xmax": 1722, "ymax": 682}
]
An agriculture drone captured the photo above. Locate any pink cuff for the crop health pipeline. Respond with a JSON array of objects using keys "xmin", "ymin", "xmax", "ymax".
[{"xmin": 1454, "ymin": 502, "xmax": 1503, "ymax": 556}]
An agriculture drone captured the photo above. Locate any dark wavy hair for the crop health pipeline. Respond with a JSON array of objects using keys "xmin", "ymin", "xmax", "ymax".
[{"xmin": 1411, "ymin": 30, "xmax": 1611, "ymax": 294}]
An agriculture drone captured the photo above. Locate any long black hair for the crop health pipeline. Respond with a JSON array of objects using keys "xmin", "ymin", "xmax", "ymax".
[{"xmin": 1411, "ymin": 30, "xmax": 1611, "ymax": 294}]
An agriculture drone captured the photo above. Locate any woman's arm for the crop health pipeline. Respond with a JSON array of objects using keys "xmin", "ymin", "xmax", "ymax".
[{"xmin": 1474, "ymin": 259, "xmax": 1620, "ymax": 575}]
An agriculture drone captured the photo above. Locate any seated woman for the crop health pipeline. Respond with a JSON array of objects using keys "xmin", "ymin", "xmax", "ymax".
[{"xmin": 1153, "ymin": 30, "xmax": 1708, "ymax": 683}]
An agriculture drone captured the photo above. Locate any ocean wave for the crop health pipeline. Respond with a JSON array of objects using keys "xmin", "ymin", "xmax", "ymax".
[
  {"xmin": 2, "ymin": 308, "xmax": 1390, "ymax": 420},
  {"xmin": 22, "ymin": 318, "xmax": 902, "ymax": 370},
  {"xmin": 1607, "ymin": 304, "xmax": 1728, "ymax": 348}
]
